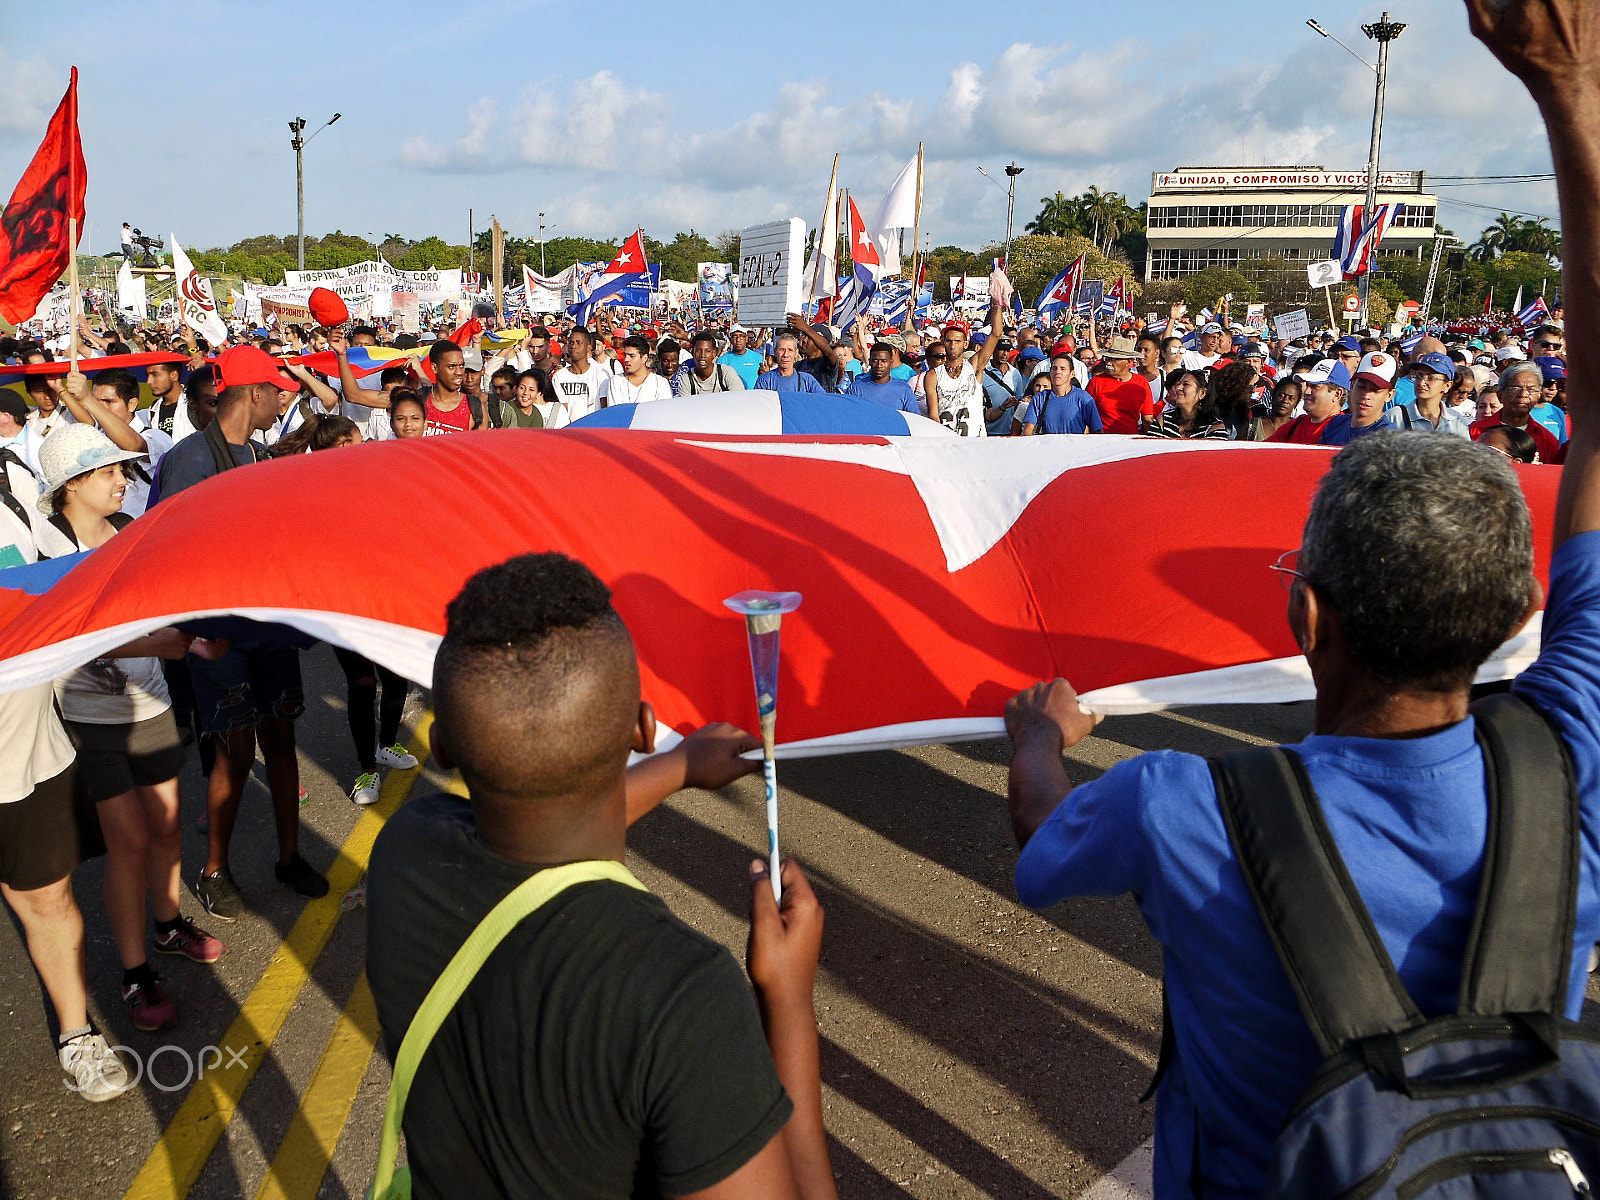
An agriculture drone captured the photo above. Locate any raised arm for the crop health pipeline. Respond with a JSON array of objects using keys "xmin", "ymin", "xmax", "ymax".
[
  {"xmin": 1469, "ymin": 0, "xmax": 1600, "ymax": 546},
  {"xmin": 60, "ymin": 370, "xmax": 147, "ymax": 453},
  {"xmin": 968, "ymin": 297, "xmax": 1006, "ymax": 376}
]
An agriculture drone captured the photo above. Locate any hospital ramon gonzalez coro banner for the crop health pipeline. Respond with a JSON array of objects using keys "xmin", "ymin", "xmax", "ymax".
[{"xmin": 1150, "ymin": 169, "xmax": 1425, "ymax": 193}]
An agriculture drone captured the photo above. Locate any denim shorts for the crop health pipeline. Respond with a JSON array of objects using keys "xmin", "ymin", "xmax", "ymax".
[{"xmin": 187, "ymin": 642, "xmax": 305, "ymax": 734}]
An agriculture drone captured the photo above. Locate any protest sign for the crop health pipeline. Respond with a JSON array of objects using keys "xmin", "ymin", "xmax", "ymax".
[
  {"xmin": 1077, "ymin": 279, "xmax": 1104, "ymax": 318},
  {"xmin": 737, "ymin": 218, "xmax": 805, "ymax": 326},
  {"xmin": 697, "ymin": 262, "xmax": 735, "ymax": 313},
  {"xmin": 1245, "ymin": 303, "xmax": 1266, "ymax": 332},
  {"xmin": 1273, "ymin": 308, "xmax": 1311, "ymax": 341},
  {"xmin": 1306, "ymin": 259, "xmax": 1342, "ymax": 289}
]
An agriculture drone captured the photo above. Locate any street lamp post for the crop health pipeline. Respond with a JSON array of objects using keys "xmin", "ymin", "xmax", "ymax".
[
  {"xmin": 1003, "ymin": 163, "xmax": 1024, "ymax": 271},
  {"xmin": 976, "ymin": 164, "xmax": 1024, "ymax": 270},
  {"xmin": 539, "ymin": 212, "xmax": 547, "ymax": 275},
  {"xmin": 289, "ymin": 113, "xmax": 342, "ymax": 271},
  {"xmin": 1307, "ymin": 14, "xmax": 1405, "ymax": 328}
]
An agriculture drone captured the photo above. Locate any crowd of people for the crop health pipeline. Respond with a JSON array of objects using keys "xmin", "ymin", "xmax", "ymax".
[{"xmin": 0, "ymin": 3, "xmax": 1597, "ymax": 1196}]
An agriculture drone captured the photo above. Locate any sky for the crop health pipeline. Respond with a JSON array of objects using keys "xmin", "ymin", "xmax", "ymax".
[{"xmin": 0, "ymin": 0, "xmax": 1561, "ymax": 257}]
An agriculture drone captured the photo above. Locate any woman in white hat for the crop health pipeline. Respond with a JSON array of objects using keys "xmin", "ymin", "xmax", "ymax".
[{"xmin": 37, "ymin": 423, "xmax": 226, "ymax": 1033}]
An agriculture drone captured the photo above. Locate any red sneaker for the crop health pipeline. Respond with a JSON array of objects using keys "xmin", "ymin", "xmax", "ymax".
[
  {"xmin": 153, "ymin": 915, "xmax": 225, "ymax": 964},
  {"xmin": 122, "ymin": 977, "xmax": 178, "ymax": 1033}
]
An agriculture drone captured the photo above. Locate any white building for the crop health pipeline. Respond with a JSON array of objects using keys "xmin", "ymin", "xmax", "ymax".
[{"xmin": 1145, "ymin": 166, "xmax": 1438, "ymax": 278}]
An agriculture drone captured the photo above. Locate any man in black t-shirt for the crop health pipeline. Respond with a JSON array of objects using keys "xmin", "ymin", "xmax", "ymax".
[{"xmin": 367, "ymin": 554, "xmax": 838, "ymax": 1200}]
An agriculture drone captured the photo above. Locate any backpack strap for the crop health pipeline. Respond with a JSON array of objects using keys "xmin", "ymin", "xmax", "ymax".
[
  {"xmin": 47, "ymin": 512, "xmax": 79, "ymax": 551},
  {"xmin": 1211, "ymin": 746, "xmax": 1422, "ymax": 1057},
  {"xmin": 0, "ymin": 454, "xmax": 36, "ymax": 534},
  {"xmin": 368, "ymin": 859, "xmax": 647, "ymax": 1200},
  {"xmin": 202, "ymin": 417, "xmax": 241, "ymax": 476},
  {"xmin": 1457, "ymin": 691, "xmax": 1579, "ymax": 1018}
]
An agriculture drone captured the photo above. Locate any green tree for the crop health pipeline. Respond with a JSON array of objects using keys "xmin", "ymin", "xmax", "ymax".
[
  {"xmin": 1181, "ymin": 266, "xmax": 1256, "ymax": 315},
  {"xmin": 1025, "ymin": 191, "xmax": 1081, "ymax": 238},
  {"xmin": 1004, "ymin": 233, "xmax": 1139, "ymax": 311}
]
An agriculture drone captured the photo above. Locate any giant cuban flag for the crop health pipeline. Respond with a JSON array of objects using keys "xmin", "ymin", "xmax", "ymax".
[
  {"xmin": 0, "ymin": 437, "xmax": 1557, "ymax": 758},
  {"xmin": 568, "ymin": 230, "xmax": 649, "ymax": 325},
  {"xmin": 571, "ymin": 392, "xmax": 950, "ymax": 437}
]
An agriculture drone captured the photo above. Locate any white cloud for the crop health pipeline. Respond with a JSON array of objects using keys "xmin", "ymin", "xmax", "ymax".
[
  {"xmin": 398, "ymin": 1, "xmax": 1557, "ymax": 246},
  {"xmin": 0, "ymin": 51, "xmax": 66, "ymax": 145}
]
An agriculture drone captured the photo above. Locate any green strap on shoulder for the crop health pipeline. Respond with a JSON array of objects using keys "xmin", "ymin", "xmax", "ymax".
[{"xmin": 368, "ymin": 859, "xmax": 647, "ymax": 1200}]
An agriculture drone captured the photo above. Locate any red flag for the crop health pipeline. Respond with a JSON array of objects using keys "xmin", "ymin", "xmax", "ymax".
[
  {"xmin": 450, "ymin": 315, "xmax": 483, "ymax": 345},
  {"xmin": 1484, "ymin": 287, "xmax": 1494, "ymax": 316},
  {"xmin": 604, "ymin": 231, "xmax": 647, "ymax": 277},
  {"xmin": 0, "ymin": 68, "xmax": 86, "ymax": 326}
]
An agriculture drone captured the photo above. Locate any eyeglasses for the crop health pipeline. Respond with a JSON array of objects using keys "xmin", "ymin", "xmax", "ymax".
[
  {"xmin": 1269, "ymin": 548, "xmax": 1307, "ymax": 591},
  {"xmin": 1535, "ymin": 341, "xmax": 1564, "ymax": 351}
]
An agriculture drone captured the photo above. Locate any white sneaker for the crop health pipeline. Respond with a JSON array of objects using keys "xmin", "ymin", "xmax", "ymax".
[
  {"xmin": 350, "ymin": 772, "xmax": 381, "ymax": 807},
  {"xmin": 376, "ymin": 744, "xmax": 419, "ymax": 770},
  {"xmin": 60, "ymin": 1033, "xmax": 133, "ymax": 1102}
]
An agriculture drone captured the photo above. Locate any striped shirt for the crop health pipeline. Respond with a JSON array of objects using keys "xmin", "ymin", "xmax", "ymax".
[{"xmin": 1146, "ymin": 411, "xmax": 1230, "ymax": 440}]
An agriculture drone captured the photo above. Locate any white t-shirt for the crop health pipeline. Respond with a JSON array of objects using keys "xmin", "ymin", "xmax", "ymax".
[
  {"xmin": 0, "ymin": 682, "xmax": 75, "ymax": 804},
  {"xmin": 57, "ymin": 654, "xmax": 172, "ymax": 725},
  {"xmin": 600, "ymin": 371, "xmax": 672, "ymax": 407},
  {"xmin": 534, "ymin": 401, "xmax": 570, "ymax": 428},
  {"xmin": 550, "ymin": 362, "xmax": 611, "ymax": 420},
  {"xmin": 121, "ymin": 425, "xmax": 173, "ymax": 518},
  {"xmin": 0, "ymin": 451, "xmax": 40, "ymax": 570},
  {"xmin": 1181, "ymin": 350, "xmax": 1222, "ymax": 372},
  {"xmin": 21, "ymin": 406, "xmax": 76, "ymax": 476},
  {"xmin": 929, "ymin": 361, "xmax": 987, "ymax": 438}
]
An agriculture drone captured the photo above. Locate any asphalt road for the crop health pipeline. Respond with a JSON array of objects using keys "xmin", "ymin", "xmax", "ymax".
[{"xmin": 1, "ymin": 647, "xmax": 1596, "ymax": 1199}]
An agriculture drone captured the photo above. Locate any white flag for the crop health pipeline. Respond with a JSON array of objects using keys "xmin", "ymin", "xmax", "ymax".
[
  {"xmin": 1512, "ymin": 285, "xmax": 1524, "ymax": 316},
  {"xmin": 116, "ymin": 257, "xmax": 147, "ymax": 321},
  {"xmin": 802, "ymin": 178, "xmax": 839, "ymax": 301},
  {"xmin": 869, "ymin": 153, "xmax": 919, "ymax": 277},
  {"xmin": 169, "ymin": 235, "xmax": 228, "ymax": 345}
]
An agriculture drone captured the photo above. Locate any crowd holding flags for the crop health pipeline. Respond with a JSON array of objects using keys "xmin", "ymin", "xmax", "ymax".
[{"xmin": 1518, "ymin": 293, "xmax": 1552, "ymax": 330}]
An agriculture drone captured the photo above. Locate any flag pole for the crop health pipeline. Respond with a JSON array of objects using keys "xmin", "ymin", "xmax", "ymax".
[
  {"xmin": 808, "ymin": 154, "xmax": 839, "ymax": 306},
  {"xmin": 907, "ymin": 142, "xmax": 923, "ymax": 331},
  {"xmin": 68, "ymin": 216, "xmax": 80, "ymax": 369}
]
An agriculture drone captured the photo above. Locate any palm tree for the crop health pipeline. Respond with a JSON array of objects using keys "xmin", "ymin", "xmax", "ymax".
[
  {"xmin": 1075, "ymin": 185, "xmax": 1109, "ymax": 251},
  {"xmin": 1026, "ymin": 192, "xmax": 1078, "ymax": 238},
  {"xmin": 1469, "ymin": 228, "xmax": 1502, "ymax": 263}
]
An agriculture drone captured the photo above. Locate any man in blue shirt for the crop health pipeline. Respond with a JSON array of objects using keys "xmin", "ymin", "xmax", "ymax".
[
  {"xmin": 1000, "ymin": 16, "xmax": 1600, "ymax": 1191},
  {"xmin": 846, "ymin": 343, "xmax": 921, "ymax": 413},
  {"xmin": 1017, "ymin": 355, "xmax": 1101, "ymax": 435},
  {"xmin": 716, "ymin": 325, "xmax": 765, "ymax": 388},
  {"xmin": 753, "ymin": 332, "xmax": 824, "ymax": 393},
  {"xmin": 1318, "ymin": 350, "xmax": 1397, "ymax": 445},
  {"xmin": 1531, "ymin": 355, "xmax": 1570, "ymax": 443}
]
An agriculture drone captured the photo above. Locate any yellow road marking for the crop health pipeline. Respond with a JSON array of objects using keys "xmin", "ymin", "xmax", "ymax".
[
  {"xmin": 122, "ymin": 716, "xmax": 433, "ymax": 1200},
  {"xmin": 252, "ymin": 974, "xmax": 381, "ymax": 1200}
]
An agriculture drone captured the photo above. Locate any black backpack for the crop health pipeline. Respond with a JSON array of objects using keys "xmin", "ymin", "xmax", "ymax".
[{"xmin": 1197, "ymin": 692, "xmax": 1600, "ymax": 1198}]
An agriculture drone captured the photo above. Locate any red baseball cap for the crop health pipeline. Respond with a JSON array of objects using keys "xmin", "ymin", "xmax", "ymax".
[
  {"xmin": 213, "ymin": 345, "xmax": 298, "ymax": 391},
  {"xmin": 944, "ymin": 318, "xmax": 971, "ymax": 336}
]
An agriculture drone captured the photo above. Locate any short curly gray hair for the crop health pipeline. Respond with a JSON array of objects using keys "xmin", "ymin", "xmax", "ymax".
[{"xmin": 1299, "ymin": 432, "xmax": 1535, "ymax": 691}]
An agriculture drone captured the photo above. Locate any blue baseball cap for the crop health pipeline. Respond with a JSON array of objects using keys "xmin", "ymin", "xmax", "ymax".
[
  {"xmin": 1334, "ymin": 335, "xmax": 1362, "ymax": 353},
  {"xmin": 1536, "ymin": 355, "xmax": 1567, "ymax": 382},
  {"xmin": 1016, "ymin": 346, "xmax": 1046, "ymax": 363},
  {"xmin": 1411, "ymin": 351, "xmax": 1456, "ymax": 379},
  {"xmin": 1304, "ymin": 359, "xmax": 1353, "ymax": 389}
]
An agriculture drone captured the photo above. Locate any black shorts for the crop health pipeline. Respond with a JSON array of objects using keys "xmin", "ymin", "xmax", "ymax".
[
  {"xmin": 64, "ymin": 711, "xmax": 186, "ymax": 804},
  {"xmin": 0, "ymin": 765, "xmax": 105, "ymax": 891}
]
